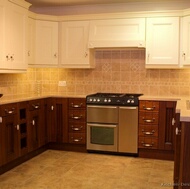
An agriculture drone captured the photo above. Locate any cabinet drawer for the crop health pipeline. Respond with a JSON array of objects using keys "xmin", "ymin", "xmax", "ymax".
[
  {"xmin": 28, "ymin": 100, "xmax": 43, "ymax": 111},
  {"xmin": 139, "ymin": 112, "xmax": 159, "ymax": 125},
  {"xmin": 139, "ymin": 136, "xmax": 158, "ymax": 149},
  {"xmin": 0, "ymin": 103, "xmax": 18, "ymax": 116},
  {"xmin": 69, "ymin": 110, "xmax": 86, "ymax": 122},
  {"xmin": 69, "ymin": 133, "xmax": 86, "ymax": 144},
  {"xmin": 69, "ymin": 122, "xmax": 86, "ymax": 133},
  {"xmin": 139, "ymin": 125, "xmax": 158, "ymax": 137},
  {"xmin": 139, "ymin": 101, "xmax": 159, "ymax": 112},
  {"xmin": 69, "ymin": 98, "xmax": 86, "ymax": 109}
]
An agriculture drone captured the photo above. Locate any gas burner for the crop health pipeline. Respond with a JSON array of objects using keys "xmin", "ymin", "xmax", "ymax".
[{"xmin": 86, "ymin": 93, "xmax": 143, "ymax": 106}]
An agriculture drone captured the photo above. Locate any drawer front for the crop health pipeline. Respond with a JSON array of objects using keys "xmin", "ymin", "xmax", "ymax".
[
  {"xmin": 69, "ymin": 133, "xmax": 86, "ymax": 144},
  {"xmin": 28, "ymin": 100, "xmax": 43, "ymax": 111},
  {"xmin": 69, "ymin": 98, "xmax": 86, "ymax": 109},
  {"xmin": 69, "ymin": 122, "xmax": 86, "ymax": 133},
  {"xmin": 139, "ymin": 101, "xmax": 159, "ymax": 112},
  {"xmin": 69, "ymin": 110, "xmax": 86, "ymax": 122},
  {"xmin": 0, "ymin": 103, "xmax": 18, "ymax": 116},
  {"xmin": 139, "ymin": 112, "xmax": 159, "ymax": 125},
  {"xmin": 139, "ymin": 125, "xmax": 158, "ymax": 137},
  {"xmin": 139, "ymin": 136, "xmax": 158, "ymax": 149}
]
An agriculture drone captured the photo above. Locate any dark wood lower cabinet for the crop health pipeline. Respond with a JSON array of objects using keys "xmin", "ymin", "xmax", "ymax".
[
  {"xmin": 46, "ymin": 98, "xmax": 68, "ymax": 143},
  {"xmin": 174, "ymin": 120, "xmax": 190, "ymax": 189}
]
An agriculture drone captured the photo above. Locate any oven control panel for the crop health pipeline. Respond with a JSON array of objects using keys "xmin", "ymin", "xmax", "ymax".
[{"xmin": 86, "ymin": 97, "xmax": 139, "ymax": 106}]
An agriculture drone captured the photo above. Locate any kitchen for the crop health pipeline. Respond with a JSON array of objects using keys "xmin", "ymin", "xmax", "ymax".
[{"xmin": 0, "ymin": 0, "xmax": 190, "ymax": 188}]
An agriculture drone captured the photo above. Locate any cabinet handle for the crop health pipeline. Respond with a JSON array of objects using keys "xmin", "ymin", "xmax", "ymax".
[
  {"xmin": 54, "ymin": 53, "xmax": 57, "ymax": 58},
  {"xmin": 183, "ymin": 52, "xmax": 186, "ymax": 60},
  {"xmin": 142, "ymin": 130, "xmax": 155, "ymax": 135},
  {"xmin": 32, "ymin": 104, "xmax": 40, "ymax": 109},
  {"xmin": 10, "ymin": 54, "xmax": 14, "ymax": 61},
  {"xmin": 172, "ymin": 118, "xmax": 176, "ymax": 126},
  {"xmin": 142, "ymin": 117, "xmax": 155, "ymax": 123},
  {"xmin": 6, "ymin": 55, "xmax": 10, "ymax": 61},
  {"xmin": 32, "ymin": 120, "xmax": 35, "ymax": 125},
  {"xmin": 141, "ymin": 142, "xmax": 154, "ymax": 147},
  {"xmin": 72, "ymin": 115, "xmax": 82, "ymax": 119},
  {"xmin": 71, "ymin": 125, "xmax": 83, "ymax": 131},
  {"xmin": 28, "ymin": 51, "xmax": 30, "ymax": 56},
  {"xmin": 71, "ymin": 103, "xmax": 83, "ymax": 108},
  {"xmin": 175, "ymin": 127, "xmax": 181, "ymax": 135},
  {"xmin": 71, "ymin": 137, "xmax": 83, "ymax": 142},
  {"xmin": 51, "ymin": 106, "xmax": 54, "ymax": 111},
  {"xmin": 143, "ymin": 105, "xmax": 155, "ymax": 111},
  {"xmin": 84, "ymin": 52, "xmax": 88, "ymax": 57},
  {"xmin": 71, "ymin": 115, "xmax": 82, "ymax": 120},
  {"xmin": 5, "ymin": 108, "xmax": 15, "ymax": 114},
  {"xmin": 15, "ymin": 125, "xmax": 20, "ymax": 131}
]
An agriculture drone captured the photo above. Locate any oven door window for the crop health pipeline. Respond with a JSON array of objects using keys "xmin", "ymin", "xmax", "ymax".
[{"xmin": 91, "ymin": 126, "xmax": 115, "ymax": 145}]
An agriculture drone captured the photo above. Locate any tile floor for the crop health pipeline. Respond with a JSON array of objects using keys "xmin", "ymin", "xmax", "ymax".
[{"xmin": 0, "ymin": 150, "xmax": 174, "ymax": 189}]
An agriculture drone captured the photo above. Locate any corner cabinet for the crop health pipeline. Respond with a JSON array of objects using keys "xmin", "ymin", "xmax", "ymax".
[
  {"xmin": 0, "ymin": 0, "xmax": 30, "ymax": 73},
  {"xmin": 59, "ymin": 21, "xmax": 95, "ymax": 68},
  {"xmin": 180, "ymin": 15, "xmax": 190, "ymax": 67},
  {"xmin": 146, "ymin": 17, "xmax": 180, "ymax": 69}
]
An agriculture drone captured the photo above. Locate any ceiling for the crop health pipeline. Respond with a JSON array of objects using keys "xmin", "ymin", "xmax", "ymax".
[
  {"xmin": 25, "ymin": 0, "xmax": 190, "ymax": 15},
  {"xmin": 25, "ymin": 0, "xmax": 185, "ymax": 7}
]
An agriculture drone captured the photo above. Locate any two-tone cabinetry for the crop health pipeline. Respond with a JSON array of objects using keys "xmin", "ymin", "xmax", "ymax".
[
  {"xmin": 68, "ymin": 98, "xmax": 86, "ymax": 145},
  {"xmin": 139, "ymin": 100, "xmax": 177, "ymax": 160}
]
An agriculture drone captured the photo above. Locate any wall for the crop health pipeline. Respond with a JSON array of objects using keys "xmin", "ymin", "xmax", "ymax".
[{"xmin": 0, "ymin": 49, "xmax": 190, "ymax": 100}]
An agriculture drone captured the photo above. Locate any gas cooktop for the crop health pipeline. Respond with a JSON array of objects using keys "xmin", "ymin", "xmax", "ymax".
[{"xmin": 86, "ymin": 93, "xmax": 143, "ymax": 106}]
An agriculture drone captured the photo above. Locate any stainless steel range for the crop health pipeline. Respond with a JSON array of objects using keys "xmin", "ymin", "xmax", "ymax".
[{"xmin": 86, "ymin": 93, "xmax": 143, "ymax": 154}]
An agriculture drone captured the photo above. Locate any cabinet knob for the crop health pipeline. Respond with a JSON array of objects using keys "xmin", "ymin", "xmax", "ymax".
[
  {"xmin": 51, "ymin": 105, "xmax": 54, "ymax": 111},
  {"xmin": 54, "ymin": 53, "xmax": 57, "ymax": 58},
  {"xmin": 10, "ymin": 54, "xmax": 14, "ymax": 61},
  {"xmin": 15, "ymin": 125, "xmax": 20, "ymax": 131},
  {"xmin": 175, "ymin": 127, "xmax": 181, "ymax": 135},
  {"xmin": 172, "ymin": 118, "xmax": 176, "ymax": 125},
  {"xmin": 32, "ymin": 120, "xmax": 35, "ymax": 125}
]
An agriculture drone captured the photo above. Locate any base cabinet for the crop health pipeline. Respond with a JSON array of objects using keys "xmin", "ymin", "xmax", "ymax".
[
  {"xmin": 47, "ymin": 98, "xmax": 68, "ymax": 143},
  {"xmin": 28, "ymin": 99, "xmax": 45, "ymax": 152},
  {"xmin": 139, "ymin": 100, "xmax": 177, "ymax": 160},
  {"xmin": 68, "ymin": 98, "xmax": 86, "ymax": 145},
  {"xmin": 0, "ymin": 103, "xmax": 19, "ymax": 165}
]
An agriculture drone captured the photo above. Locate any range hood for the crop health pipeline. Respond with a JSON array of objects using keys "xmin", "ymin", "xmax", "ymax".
[{"xmin": 88, "ymin": 18, "xmax": 145, "ymax": 48}]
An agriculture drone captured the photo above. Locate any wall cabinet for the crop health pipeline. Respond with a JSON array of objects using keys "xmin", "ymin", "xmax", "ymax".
[
  {"xmin": 181, "ymin": 15, "xmax": 190, "ymax": 67},
  {"xmin": 146, "ymin": 17, "xmax": 180, "ymax": 68},
  {"xmin": 29, "ymin": 20, "xmax": 58, "ymax": 67},
  {"xmin": 68, "ymin": 98, "xmax": 86, "ymax": 144},
  {"xmin": 60, "ymin": 21, "xmax": 95, "ymax": 68},
  {"xmin": 88, "ymin": 18, "xmax": 145, "ymax": 48},
  {"xmin": 0, "ymin": 0, "xmax": 29, "ymax": 73},
  {"xmin": 28, "ymin": 99, "xmax": 45, "ymax": 152}
]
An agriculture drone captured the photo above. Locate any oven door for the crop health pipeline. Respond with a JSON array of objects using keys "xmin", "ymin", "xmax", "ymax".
[{"xmin": 87, "ymin": 123, "xmax": 118, "ymax": 152}]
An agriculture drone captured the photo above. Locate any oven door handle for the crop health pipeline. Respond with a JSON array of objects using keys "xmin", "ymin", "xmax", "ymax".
[
  {"xmin": 87, "ymin": 123, "xmax": 117, "ymax": 128},
  {"xmin": 119, "ymin": 107, "xmax": 137, "ymax": 110},
  {"xmin": 87, "ymin": 105, "xmax": 118, "ymax": 109}
]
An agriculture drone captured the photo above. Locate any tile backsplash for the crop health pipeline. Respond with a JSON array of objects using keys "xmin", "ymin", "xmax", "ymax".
[{"xmin": 1, "ymin": 49, "xmax": 190, "ymax": 99}]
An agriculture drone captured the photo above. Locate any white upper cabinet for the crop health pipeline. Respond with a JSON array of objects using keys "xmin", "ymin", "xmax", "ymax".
[
  {"xmin": 146, "ymin": 17, "xmax": 180, "ymax": 68},
  {"xmin": 181, "ymin": 16, "xmax": 190, "ymax": 67},
  {"xmin": 60, "ymin": 21, "xmax": 95, "ymax": 68},
  {"xmin": 0, "ymin": 0, "xmax": 30, "ymax": 73},
  {"xmin": 30, "ymin": 20, "xmax": 58, "ymax": 67},
  {"xmin": 88, "ymin": 18, "xmax": 145, "ymax": 48},
  {"xmin": 28, "ymin": 17, "xmax": 35, "ymax": 65}
]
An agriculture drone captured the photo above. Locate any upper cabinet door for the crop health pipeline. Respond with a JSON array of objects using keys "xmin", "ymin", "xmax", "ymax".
[
  {"xmin": 146, "ymin": 17, "xmax": 180, "ymax": 68},
  {"xmin": 60, "ymin": 21, "xmax": 95, "ymax": 68},
  {"xmin": 32, "ymin": 20, "xmax": 58, "ymax": 67},
  {"xmin": 0, "ymin": 0, "xmax": 29, "ymax": 72},
  {"xmin": 181, "ymin": 16, "xmax": 190, "ymax": 67},
  {"xmin": 88, "ymin": 18, "xmax": 145, "ymax": 48}
]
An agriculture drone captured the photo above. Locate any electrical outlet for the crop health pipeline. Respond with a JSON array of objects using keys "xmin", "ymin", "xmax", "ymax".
[{"xmin": 58, "ymin": 81, "xmax": 67, "ymax": 86}]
